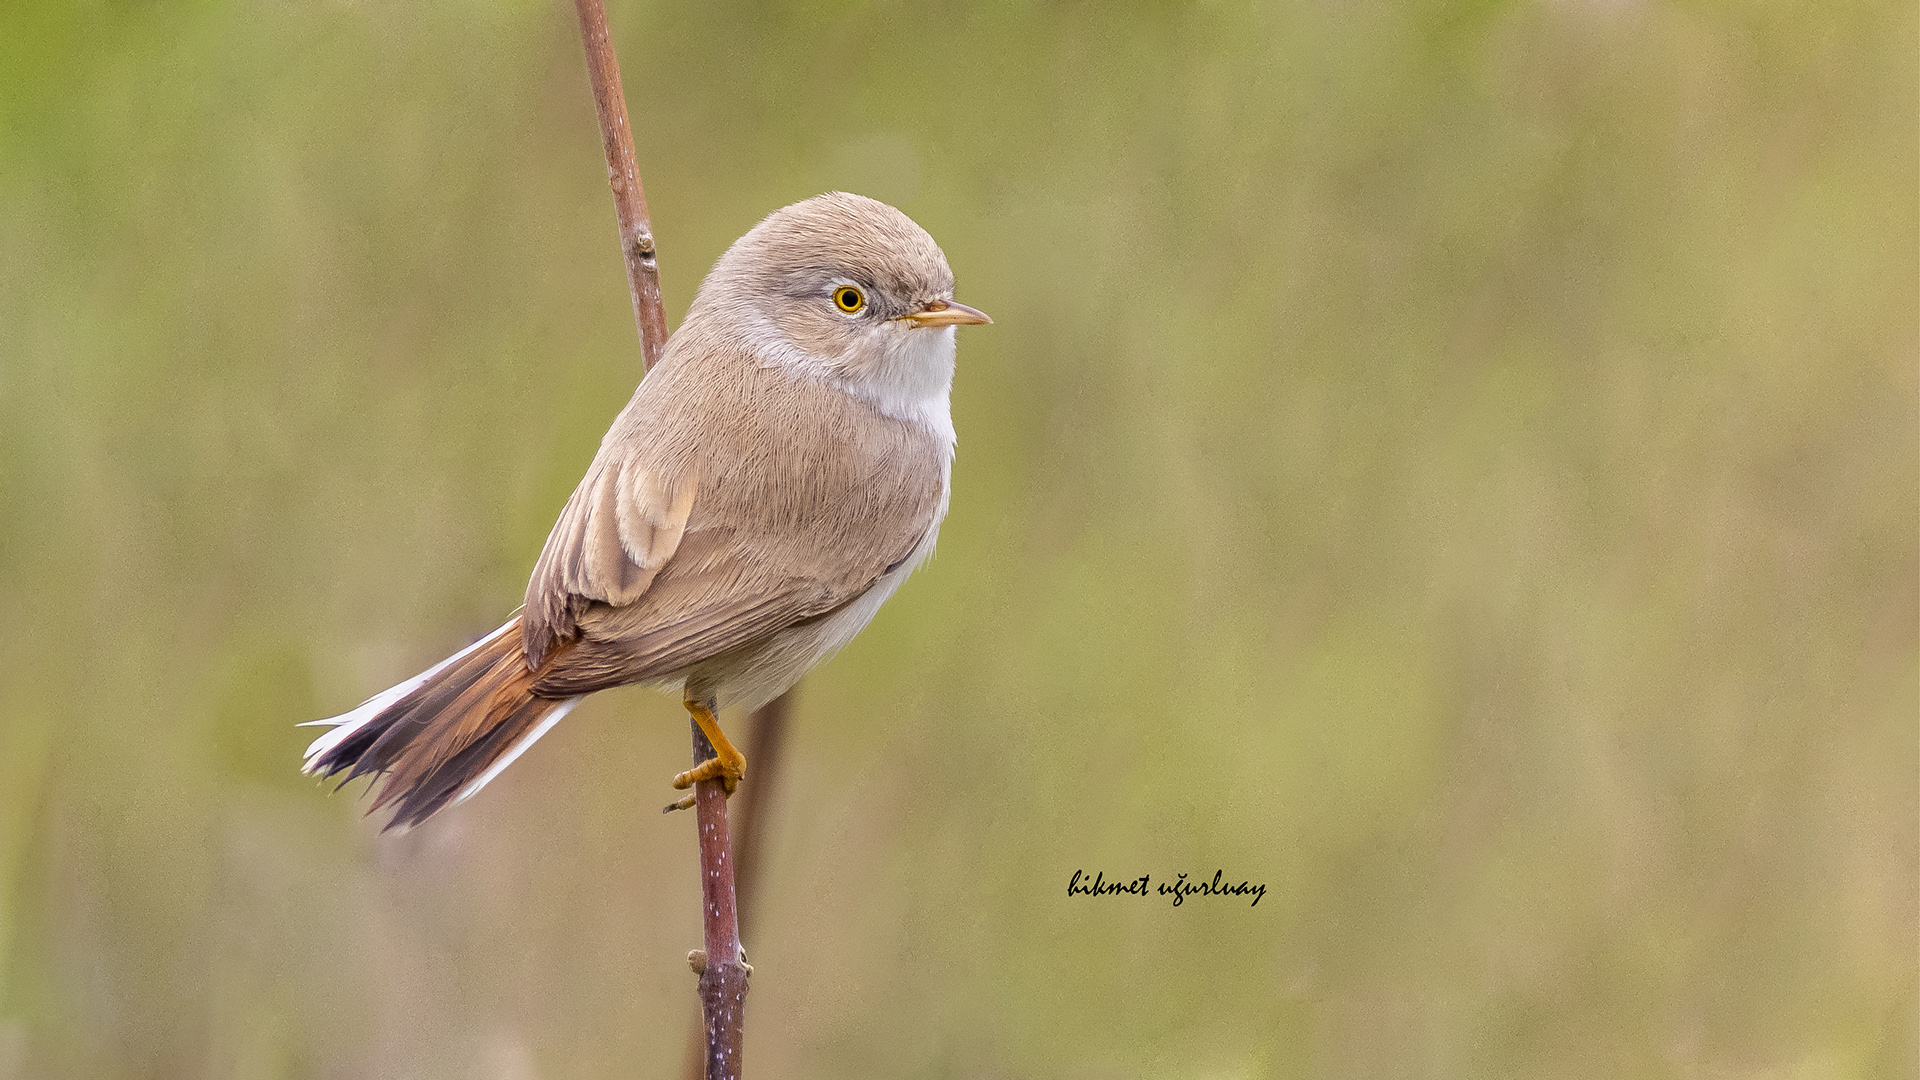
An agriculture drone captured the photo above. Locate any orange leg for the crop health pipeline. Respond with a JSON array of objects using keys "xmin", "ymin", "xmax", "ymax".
[{"xmin": 663, "ymin": 697, "xmax": 745, "ymax": 812}]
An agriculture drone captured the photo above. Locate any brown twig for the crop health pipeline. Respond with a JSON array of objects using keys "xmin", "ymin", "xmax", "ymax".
[
  {"xmin": 567, "ymin": 2, "xmax": 754, "ymax": 1076},
  {"xmin": 572, "ymin": 0, "xmax": 668, "ymax": 370},
  {"xmin": 687, "ymin": 722, "xmax": 750, "ymax": 1077},
  {"xmin": 682, "ymin": 695, "xmax": 790, "ymax": 1079}
]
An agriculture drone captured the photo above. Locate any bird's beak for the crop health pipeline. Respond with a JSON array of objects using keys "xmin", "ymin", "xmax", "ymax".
[{"xmin": 900, "ymin": 299, "xmax": 993, "ymax": 327}]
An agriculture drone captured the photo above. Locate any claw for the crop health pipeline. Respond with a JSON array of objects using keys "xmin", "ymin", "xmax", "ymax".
[
  {"xmin": 672, "ymin": 754, "xmax": 744, "ymax": 790},
  {"xmin": 665, "ymin": 698, "xmax": 746, "ymax": 804}
]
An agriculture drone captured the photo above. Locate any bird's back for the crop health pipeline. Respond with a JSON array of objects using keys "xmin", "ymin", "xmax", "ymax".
[{"xmin": 523, "ymin": 337, "xmax": 951, "ymax": 698}]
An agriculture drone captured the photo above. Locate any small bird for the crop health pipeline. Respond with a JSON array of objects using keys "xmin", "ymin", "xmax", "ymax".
[{"xmin": 302, "ymin": 192, "xmax": 990, "ymax": 830}]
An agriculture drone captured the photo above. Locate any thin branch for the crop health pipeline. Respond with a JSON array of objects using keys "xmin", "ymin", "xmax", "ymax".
[
  {"xmin": 572, "ymin": 0, "xmax": 668, "ymax": 371},
  {"xmin": 682, "ymin": 696, "xmax": 790, "ymax": 1079},
  {"xmin": 567, "ymin": 2, "xmax": 751, "ymax": 1076},
  {"xmin": 689, "ymin": 724, "xmax": 750, "ymax": 1078}
]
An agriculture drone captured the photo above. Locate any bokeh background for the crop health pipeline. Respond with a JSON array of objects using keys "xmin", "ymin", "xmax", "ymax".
[{"xmin": 1, "ymin": 0, "xmax": 1914, "ymax": 1077}]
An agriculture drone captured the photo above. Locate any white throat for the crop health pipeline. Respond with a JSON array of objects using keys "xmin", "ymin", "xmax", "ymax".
[
  {"xmin": 744, "ymin": 315, "xmax": 958, "ymax": 446},
  {"xmin": 846, "ymin": 324, "xmax": 956, "ymax": 437}
]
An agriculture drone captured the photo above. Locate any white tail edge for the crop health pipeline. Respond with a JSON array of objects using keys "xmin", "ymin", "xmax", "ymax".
[
  {"xmin": 452, "ymin": 696, "xmax": 584, "ymax": 807},
  {"xmin": 300, "ymin": 620, "xmax": 517, "ymax": 771}
]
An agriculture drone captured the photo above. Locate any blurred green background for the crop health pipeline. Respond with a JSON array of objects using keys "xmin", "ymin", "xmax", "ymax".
[{"xmin": 1, "ymin": 0, "xmax": 1913, "ymax": 1076}]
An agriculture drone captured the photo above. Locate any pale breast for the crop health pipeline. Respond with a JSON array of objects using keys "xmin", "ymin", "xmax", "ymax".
[
  {"xmin": 682, "ymin": 459, "xmax": 949, "ymax": 712},
  {"xmin": 675, "ymin": 364, "xmax": 953, "ymax": 710},
  {"xmin": 531, "ymin": 344, "xmax": 953, "ymax": 701}
]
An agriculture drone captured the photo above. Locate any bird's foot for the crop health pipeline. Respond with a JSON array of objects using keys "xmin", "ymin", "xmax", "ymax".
[
  {"xmin": 661, "ymin": 698, "xmax": 745, "ymax": 812},
  {"xmin": 660, "ymin": 760, "xmax": 739, "ymax": 813},
  {"xmin": 672, "ymin": 749, "xmax": 744, "ymax": 793}
]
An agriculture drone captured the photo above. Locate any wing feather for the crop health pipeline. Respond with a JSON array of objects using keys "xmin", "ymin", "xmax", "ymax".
[
  {"xmin": 524, "ymin": 458, "xmax": 697, "ymax": 665},
  {"xmin": 519, "ymin": 346, "xmax": 947, "ymax": 693}
]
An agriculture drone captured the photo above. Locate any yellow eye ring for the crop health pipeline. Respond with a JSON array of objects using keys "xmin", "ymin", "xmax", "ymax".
[{"xmin": 833, "ymin": 286, "xmax": 866, "ymax": 313}]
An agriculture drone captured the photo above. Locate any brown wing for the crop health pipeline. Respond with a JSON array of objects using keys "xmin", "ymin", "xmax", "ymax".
[
  {"xmin": 528, "ymin": 528, "xmax": 880, "ymax": 697},
  {"xmin": 519, "ymin": 346, "xmax": 947, "ymax": 696},
  {"xmin": 521, "ymin": 454, "xmax": 699, "ymax": 666}
]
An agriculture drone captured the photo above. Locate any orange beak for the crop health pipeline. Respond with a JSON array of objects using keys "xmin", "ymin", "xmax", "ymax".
[{"xmin": 900, "ymin": 299, "xmax": 993, "ymax": 327}]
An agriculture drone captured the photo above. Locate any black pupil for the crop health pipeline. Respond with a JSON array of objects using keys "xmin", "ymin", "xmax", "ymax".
[{"xmin": 839, "ymin": 290, "xmax": 858, "ymax": 308}]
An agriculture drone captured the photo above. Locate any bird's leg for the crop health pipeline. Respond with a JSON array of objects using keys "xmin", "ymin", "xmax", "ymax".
[{"xmin": 664, "ymin": 697, "xmax": 745, "ymax": 812}]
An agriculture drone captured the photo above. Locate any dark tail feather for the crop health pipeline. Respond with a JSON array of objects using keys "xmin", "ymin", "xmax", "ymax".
[{"xmin": 301, "ymin": 618, "xmax": 580, "ymax": 831}]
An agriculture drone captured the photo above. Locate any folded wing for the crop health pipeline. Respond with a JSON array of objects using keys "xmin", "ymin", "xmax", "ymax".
[{"xmin": 519, "ymin": 357, "xmax": 948, "ymax": 699}]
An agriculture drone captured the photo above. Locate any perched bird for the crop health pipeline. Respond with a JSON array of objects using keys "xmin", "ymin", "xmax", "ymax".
[{"xmin": 301, "ymin": 192, "xmax": 990, "ymax": 830}]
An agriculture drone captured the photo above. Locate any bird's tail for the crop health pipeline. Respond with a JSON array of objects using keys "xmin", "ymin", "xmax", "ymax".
[{"xmin": 301, "ymin": 618, "xmax": 581, "ymax": 831}]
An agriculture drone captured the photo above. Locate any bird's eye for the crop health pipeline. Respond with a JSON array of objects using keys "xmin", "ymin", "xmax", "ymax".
[{"xmin": 833, "ymin": 286, "xmax": 866, "ymax": 314}]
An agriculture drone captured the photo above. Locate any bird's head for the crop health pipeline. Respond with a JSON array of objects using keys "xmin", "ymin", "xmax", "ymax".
[{"xmin": 686, "ymin": 192, "xmax": 990, "ymax": 416}]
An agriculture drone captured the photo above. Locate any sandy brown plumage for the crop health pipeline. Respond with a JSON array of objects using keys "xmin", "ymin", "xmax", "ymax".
[{"xmin": 302, "ymin": 192, "xmax": 987, "ymax": 830}]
